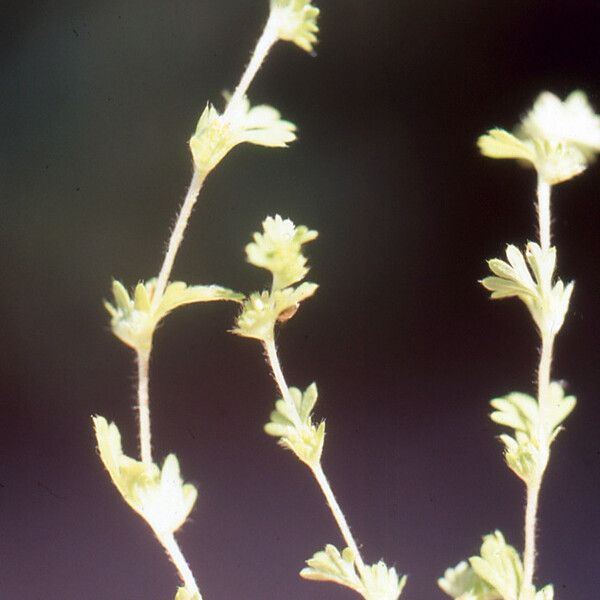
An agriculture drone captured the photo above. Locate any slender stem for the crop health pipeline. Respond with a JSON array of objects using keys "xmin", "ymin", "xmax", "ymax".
[
  {"xmin": 536, "ymin": 176, "xmax": 551, "ymax": 253},
  {"xmin": 136, "ymin": 349, "xmax": 152, "ymax": 464},
  {"xmin": 263, "ymin": 339, "xmax": 302, "ymax": 428},
  {"xmin": 522, "ymin": 476, "xmax": 541, "ymax": 590},
  {"xmin": 312, "ymin": 463, "xmax": 367, "ymax": 577},
  {"xmin": 152, "ymin": 169, "xmax": 206, "ymax": 311},
  {"xmin": 223, "ymin": 12, "xmax": 279, "ymax": 121},
  {"xmin": 262, "ymin": 338, "xmax": 367, "ymax": 577},
  {"xmin": 522, "ymin": 177, "xmax": 555, "ymax": 592},
  {"xmin": 158, "ymin": 531, "xmax": 202, "ymax": 599}
]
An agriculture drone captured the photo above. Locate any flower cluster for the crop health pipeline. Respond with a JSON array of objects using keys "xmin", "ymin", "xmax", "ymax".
[
  {"xmin": 439, "ymin": 532, "xmax": 554, "ymax": 600},
  {"xmin": 189, "ymin": 97, "xmax": 297, "ymax": 173},
  {"xmin": 93, "ymin": 416, "xmax": 197, "ymax": 535},
  {"xmin": 301, "ymin": 544, "xmax": 407, "ymax": 600},
  {"xmin": 490, "ymin": 383, "xmax": 576, "ymax": 484},
  {"xmin": 264, "ymin": 383, "xmax": 325, "ymax": 468},
  {"xmin": 481, "ymin": 242, "xmax": 573, "ymax": 337},
  {"xmin": 270, "ymin": 0, "xmax": 320, "ymax": 53},
  {"xmin": 105, "ymin": 279, "xmax": 242, "ymax": 353},
  {"xmin": 233, "ymin": 215, "xmax": 318, "ymax": 342},
  {"xmin": 478, "ymin": 90, "xmax": 600, "ymax": 183}
]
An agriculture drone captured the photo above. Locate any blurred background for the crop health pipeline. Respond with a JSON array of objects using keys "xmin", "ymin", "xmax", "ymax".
[{"xmin": 2, "ymin": 1, "xmax": 600, "ymax": 598}]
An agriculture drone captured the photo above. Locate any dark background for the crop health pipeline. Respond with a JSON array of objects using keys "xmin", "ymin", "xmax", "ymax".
[{"xmin": 2, "ymin": 1, "xmax": 600, "ymax": 599}]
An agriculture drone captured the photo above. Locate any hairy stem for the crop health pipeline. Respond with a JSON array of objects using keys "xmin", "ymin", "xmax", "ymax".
[
  {"xmin": 223, "ymin": 11, "xmax": 279, "ymax": 121},
  {"xmin": 136, "ymin": 349, "xmax": 152, "ymax": 464},
  {"xmin": 536, "ymin": 176, "xmax": 551, "ymax": 253},
  {"xmin": 522, "ymin": 476, "xmax": 541, "ymax": 590},
  {"xmin": 522, "ymin": 177, "xmax": 555, "ymax": 592},
  {"xmin": 311, "ymin": 462, "xmax": 367, "ymax": 577},
  {"xmin": 158, "ymin": 531, "xmax": 202, "ymax": 599},
  {"xmin": 152, "ymin": 169, "xmax": 207, "ymax": 311},
  {"xmin": 263, "ymin": 338, "xmax": 367, "ymax": 577},
  {"xmin": 263, "ymin": 339, "xmax": 302, "ymax": 429}
]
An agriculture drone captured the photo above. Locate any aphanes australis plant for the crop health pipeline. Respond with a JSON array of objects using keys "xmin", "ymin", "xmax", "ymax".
[
  {"xmin": 439, "ymin": 91, "xmax": 600, "ymax": 600},
  {"xmin": 94, "ymin": 2, "xmax": 405, "ymax": 600},
  {"xmin": 93, "ymin": 1, "xmax": 599, "ymax": 598}
]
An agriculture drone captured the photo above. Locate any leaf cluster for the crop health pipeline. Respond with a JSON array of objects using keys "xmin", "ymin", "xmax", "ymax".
[
  {"xmin": 233, "ymin": 215, "xmax": 318, "ymax": 342},
  {"xmin": 93, "ymin": 416, "xmax": 197, "ymax": 535},
  {"xmin": 490, "ymin": 383, "xmax": 575, "ymax": 483},
  {"xmin": 481, "ymin": 243, "xmax": 573, "ymax": 336},
  {"xmin": 301, "ymin": 544, "xmax": 407, "ymax": 600},
  {"xmin": 439, "ymin": 532, "xmax": 553, "ymax": 600},
  {"xmin": 264, "ymin": 383, "xmax": 325, "ymax": 467}
]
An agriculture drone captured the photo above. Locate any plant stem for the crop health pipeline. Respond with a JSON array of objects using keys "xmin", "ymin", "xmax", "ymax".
[
  {"xmin": 311, "ymin": 462, "xmax": 367, "ymax": 577},
  {"xmin": 263, "ymin": 338, "xmax": 367, "ymax": 577},
  {"xmin": 223, "ymin": 11, "xmax": 279, "ymax": 121},
  {"xmin": 263, "ymin": 339, "xmax": 302, "ymax": 429},
  {"xmin": 522, "ymin": 176, "xmax": 555, "ymax": 592},
  {"xmin": 136, "ymin": 349, "xmax": 152, "ymax": 464},
  {"xmin": 158, "ymin": 531, "xmax": 202, "ymax": 599},
  {"xmin": 537, "ymin": 176, "xmax": 551, "ymax": 253},
  {"xmin": 152, "ymin": 169, "xmax": 207, "ymax": 311}
]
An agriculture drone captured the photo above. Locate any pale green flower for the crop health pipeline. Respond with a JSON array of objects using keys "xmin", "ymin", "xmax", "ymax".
[
  {"xmin": 232, "ymin": 282, "xmax": 318, "ymax": 342},
  {"xmin": 189, "ymin": 97, "xmax": 296, "ymax": 172},
  {"xmin": 301, "ymin": 544, "xmax": 407, "ymax": 600},
  {"xmin": 478, "ymin": 90, "xmax": 600, "ymax": 183},
  {"xmin": 264, "ymin": 383, "xmax": 325, "ymax": 467},
  {"xmin": 105, "ymin": 279, "xmax": 243, "ymax": 352},
  {"xmin": 246, "ymin": 214, "xmax": 318, "ymax": 291},
  {"xmin": 93, "ymin": 416, "xmax": 197, "ymax": 535},
  {"xmin": 520, "ymin": 91, "xmax": 600, "ymax": 160},
  {"xmin": 270, "ymin": 0, "xmax": 320, "ymax": 53},
  {"xmin": 481, "ymin": 243, "xmax": 574, "ymax": 336}
]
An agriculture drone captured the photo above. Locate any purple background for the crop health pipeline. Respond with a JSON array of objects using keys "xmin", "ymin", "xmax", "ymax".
[{"xmin": 2, "ymin": 1, "xmax": 600, "ymax": 599}]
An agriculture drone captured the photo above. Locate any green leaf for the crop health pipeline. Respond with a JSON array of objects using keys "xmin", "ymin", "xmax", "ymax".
[
  {"xmin": 469, "ymin": 531, "xmax": 522, "ymax": 600},
  {"xmin": 270, "ymin": 0, "xmax": 320, "ymax": 53},
  {"xmin": 93, "ymin": 416, "xmax": 197, "ymax": 534},
  {"xmin": 104, "ymin": 279, "xmax": 243, "ymax": 352},
  {"xmin": 301, "ymin": 544, "xmax": 362, "ymax": 593},
  {"xmin": 189, "ymin": 97, "xmax": 297, "ymax": 173},
  {"xmin": 301, "ymin": 544, "xmax": 406, "ymax": 600},
  {"xmin": 264, "ymin": 383, "xmax": 325, "ymax": 467},
  {"xmin": 481, "ymin": 243, "xmax": 573, "ymax": 336},
  {"xmin": 438, "ymin": 560, "xmax": 500, "ymax": 600},
  {"xmin": 490, "ymin": 383, "xmax": 575, "ymax": 483},
  {"xmin": 477, "ymin": 129, "xmax": 535, "ymax": 163},
  {"xmin": 232, "ymin": 283, "xmax": 318, "ymax": 342}
]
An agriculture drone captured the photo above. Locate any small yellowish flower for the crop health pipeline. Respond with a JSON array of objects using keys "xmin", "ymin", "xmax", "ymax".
[
  {"xmin": 246, "ymin": 214, "xmax": 318, "ymax": 291},
  {"xmin": 478, "ymin": 90, "xmax": 600, "ymax": 183},
  {"xmin": 93, "ymin": 416, "xmax": 197, "ymax": 535},
  {"xmin": 270, "ymin": 0, "xmax": 320, "ymax": 53},
  {"xmin": 233, "ymin": 282, "xmax": 318, "ymax": 342},
  {"xmin": 190, "ymin": 97, "xmax": 297, "ymax": 173},
  {"xmin": 104, "ymin": 279, "xmax": 243, "ymax": 353}
]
